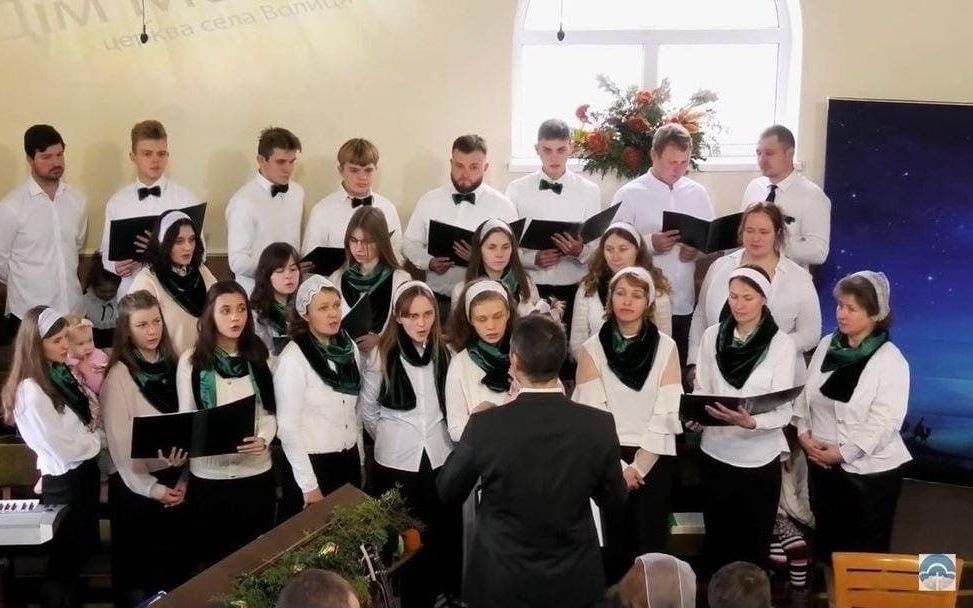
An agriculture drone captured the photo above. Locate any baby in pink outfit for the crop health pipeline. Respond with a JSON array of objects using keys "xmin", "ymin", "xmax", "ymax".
[{"xmin": 63, "ymin": 315, "xmax": 109, "ymax": 398}]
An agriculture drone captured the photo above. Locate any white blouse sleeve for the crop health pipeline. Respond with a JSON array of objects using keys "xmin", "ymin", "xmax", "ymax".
[
  {"xmin": 14, "ymin": 381, "xmax": 100, "ymax": 466},
  {"xmin": 101, "ymin": 366, "xmax": 164, "ymax": 498},
  {"xmin": 569, "ymin": 285, "xmax": 592, "ymax": 360},
  {"xmin": 273, "ymin": 350, "xmax": 316, "ymax": 493},
  {"xmin": 789, "ymin": 272, "xmax": 823, "ymax": 353},
  {"xmin": 844, "ymin": 351, "xmax": 910, "ymax": 456},
  {"xmin": 653, "ymin": 293, "xmax": 673, "ymax": 338},
  {"xmin": 688, "ymin": 263, "xmax": 719, "ymax": 366},
  {"xmin": 360, "ymin": 349, "xmax": 383, "ymax": 438},
  {"xmin": 444, "ymin": 356, "xmax": 471, "ymax": 443}
]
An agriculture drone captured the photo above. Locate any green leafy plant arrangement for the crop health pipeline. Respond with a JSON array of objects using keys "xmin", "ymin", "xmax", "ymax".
[
  {"xmin": 573, "ymin": 75, "xmax": 720, "ymax": 180},
  {"xmin": 220, "ymin": 490, "xmax": 421, "ymax": 608}
]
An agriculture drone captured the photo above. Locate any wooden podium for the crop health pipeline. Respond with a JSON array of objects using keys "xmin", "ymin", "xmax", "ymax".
[{"xmin": 156, "ymin": 484, "xmax": 404, "ymax": 607}]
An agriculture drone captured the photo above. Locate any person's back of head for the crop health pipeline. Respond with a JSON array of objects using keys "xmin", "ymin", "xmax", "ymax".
[
  {"xmin": 275, "ymin": 569, "xmax": 359, "ymax": 608},
  {"xmin": 605, "ymin": 553, "xmax": 696, "ymax": 608},
  {"xmin": 510, "ymin": 315, "xmax": 566, "ymax": 384},
  {"xmin": 708, "ymin": 561, "xmax": 771, "ymax": 608}
]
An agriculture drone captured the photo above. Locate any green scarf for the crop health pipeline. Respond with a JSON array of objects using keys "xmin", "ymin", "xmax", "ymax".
[
  {"xmin": 293, "ymin": 331, "xmax": 361, "ymax": 396},
  {"xmin": 265, "ymin": 299, "xmax": 290, "ymax": 336},
  {"xmin": 341, "ymin": 263, "xmax": 393, "ymax": 302},
  {"xmin": 378, "ymin": 337, "xmax": 450, "ymax": 415},
  {"xmin": 499, "ymin": 267, "xmax": 521, "ymax": 303},
  {"xmin": 48, "ymin": 362, "xmax": 93, "ymax": 425},
  {"xmin": 467, "ymin": 336, "xmax": 511, "ymax": 393},
  {"xmin": 715, "ymin": 307, "xmax": 780, "ymax": 389},
  {"xmin": 819, "ymin": 330, "xmax": 889, "ymax": 402},
  {"xmin": 598, "ymin": 319, "xmax": 660, "ymax": 391},
  {"xmin": 131, "ymin": 350, "xmax": 179, "ymax": 414},
  {"xmin": 192, "ymin": 348, "xmax": 276, "ymax": 412},
  {"xmin": 156, "ymin": 264, "xmax": 207, "ymax": 317}
]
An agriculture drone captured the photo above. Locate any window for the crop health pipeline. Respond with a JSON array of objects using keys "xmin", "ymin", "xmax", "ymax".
[{"xmin": 512, "ymin": 0, "xmax": 801, "ymax": 166}]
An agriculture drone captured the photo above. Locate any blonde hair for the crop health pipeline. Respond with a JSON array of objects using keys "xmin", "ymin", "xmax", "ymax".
[{"xmin": 62, "ymin": 314, "xmax": 92, "ymax": 342}]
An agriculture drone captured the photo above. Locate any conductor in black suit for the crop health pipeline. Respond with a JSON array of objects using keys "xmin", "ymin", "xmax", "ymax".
[{"xmin": 437, "ymin": 315, "xmax": 628, "ymax": 608}]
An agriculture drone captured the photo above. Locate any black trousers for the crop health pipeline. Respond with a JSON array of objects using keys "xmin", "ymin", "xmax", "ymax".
[
  {"xmin": 702, "ymin": 454, "xmax": 782, "ymax": 573},
  {"xmin": 435, "ymin": 293, "xmax": 453, "ymax": 327},
  {"xmin": 108, "ymin": 469, "xmax": 192, "ymax": 607},
  {"xmin": 271, "ymin": 440, "xmax": 303, "ymax": 524},
  {"xmin": 40, "ymin": 457, "xmax": 101, "ymax": 608},
  {"xmin": 671, "ymin": 313, "xmax": 693, "ymax": 391},
  {"xmin": 808, "ymin": 462, "xmax": 905, "ymax": 560},
  {"xmin": 0, "ymin": 314, "xmax": 21, "ymax": 346},
  {"xmin": 604, "ymin": 449, "xmax": 676, "ymax": 583},
  {"xmin": 188, "ymin": 469, "xmax": 276, "ymax": 570},
  {"xmin": 309, "ymin": 446, "xmax": 362, "ymax": 494},
  {"xmin": 537, "ymin": 283, "xmax": 579, "ymax": 381},
  {"xmin": 373, "ymin": 452, "xmax": 462, "ymax": 606}
]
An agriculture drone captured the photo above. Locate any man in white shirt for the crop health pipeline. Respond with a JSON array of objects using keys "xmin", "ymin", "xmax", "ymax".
[
  {"xmin": 612, "ymin": 123, "xmax": 714, "ymax": 372},
  {"xmin": 226, "ymin": 127, "xmax": 306, "ymax": 294},
  {"xmin": 402, "ymin": 134, "xmax": 517, "ymax": 319},
  {"xmin": 741, "ymin": 125, "xmax": 831, "ymax": 267},
  {"xmin": 505, "ymin": 119, "xmax": 601, "ymax": 337},
  {"xmin": 100, "ymin": 120, "xmax": 202, "ymax": 299},
  {"xmin": 302, "ymin": 138, "xmax": 403, "ymax": 263},
  {"xmin": 0, "ymin": 125, "xmax": 87, "ymax": 343}
]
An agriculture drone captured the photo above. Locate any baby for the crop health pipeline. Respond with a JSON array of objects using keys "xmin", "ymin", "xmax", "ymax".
[{"xmin": 63, "ymin": 315, "xmax": 109, "ymax": 399}]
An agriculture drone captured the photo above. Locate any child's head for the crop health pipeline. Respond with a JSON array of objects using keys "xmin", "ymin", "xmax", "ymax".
[
  {"xmin": 87, "ymin": 253, "xmax": 122, "ymax": 301},
  {"xmin": 63, "ymin": 315, "xmax": 95, "ymax": 360}
]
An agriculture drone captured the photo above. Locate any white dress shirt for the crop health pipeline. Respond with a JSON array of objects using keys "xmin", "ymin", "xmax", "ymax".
[
  {"xmin": 303, "ymin": 186, "xmax": 403, "ymax": 262},
  {"xmin": 741, "ymin": 171, "xmax": 832, "ymax": 267},
  {"xmin": 793, "ymin": 335, "xmax": 911, "ymax": 475},
  {"xmin": 273, "ymin": 340, "xmax": 362, "ymax": 493},
  {"xmin": 128, "ymin": 265, "xmax": 217, "ymax": 356},
  {"xmin": 100, "ymin": 176, "xmax": 202, "ymax": 299},
  {"xmin": 505, "ymin": 170, "xmax": 602, "ymax": 287},
  {"xmin": 444, "ymin": 348, "xmax": 510, "ymax": 442},
  {"xmin": 100, "ymin": 362, "xmax": 178, "ymax": 498},
  {"xmin": 568, "ymin": 284, "xmax": 673, "ymax": 360},
  {"xmin": 449, "ymin": 275, "xmax": 540, "ymax": 318},
  {"xmin": 360, "ymin": 346, "xmax": 453, "ymax": 472},
  {"xmin": 695, "ymin": 325, "xmax": 797, "ymax": 468},
  {"xmin": 226, "ymin": 172, "xmax": 304, "ymax": 294},
  {"xmin": 12, "ymin": 379, "xmax": 101, "ymax": 476},
  {"xmin": 176, "ymin": 349, "xmax": 277, "ymax": 480},
  {"xmin": 402, "ymin": 183, "xmax": 517, "ymax": 296},
  {"xmin": 573, "ymin": 332, "xmax": 683, "ymax": 456},
  {"xmin": 688, "ymin": 249, "xmax": 820, "ymax": 382},
  {"xmin": 0, "ymin": 178, "xmax": 86, "ymax": 317},
  {"xmin": 612, "ymin": 173, "xmax": 714, "ymax": 316}
]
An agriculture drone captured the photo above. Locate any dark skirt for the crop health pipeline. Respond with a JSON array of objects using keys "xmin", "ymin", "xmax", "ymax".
[{"xmin": 309, "ymin": 446, "xmax": 362, "ymax": 494}]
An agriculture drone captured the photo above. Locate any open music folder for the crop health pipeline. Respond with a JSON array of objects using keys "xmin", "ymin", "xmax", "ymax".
[
  {"xmin": 130, "ymin": 395, "xmax": 256, "ymax": 458},
  {"xmin": 107, "ymin": 202, "xmax": 207, "ymax": 262},
  {"xmin": 679, "ymin": 385, "xmax": 804, "ymax": 426},
  {"xmin": 662, "ymin": 211, "xmax": 743, "ymax": 254}
]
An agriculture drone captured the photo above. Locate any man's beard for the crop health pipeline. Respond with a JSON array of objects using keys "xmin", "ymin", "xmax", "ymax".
[{"xmin": 451, "ymin": 176, "xmax": 482, "ymax": 194}]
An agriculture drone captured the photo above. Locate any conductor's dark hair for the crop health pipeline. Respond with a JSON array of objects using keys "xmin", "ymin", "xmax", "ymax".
[
  {"xmin": 510, "ymin": 315, "xmax": 566, "ymax": 382},
  {"xmin": 275, "ymin": 568, "xmax": 357, "ymax": 608},
  {"xmin": 760, "ymin": 124, "xmax": 796, "ymax": 150},
  {"xmin": 537, "ymin": 118, "xmax": 571, "ymax": 141},
  {"xmin": 24, "ymin": 124, "xmax": 64, "ymax": 158},
  {"xmin": 708, "ymin": 561, "xmax": 771, "ymax": 608}
]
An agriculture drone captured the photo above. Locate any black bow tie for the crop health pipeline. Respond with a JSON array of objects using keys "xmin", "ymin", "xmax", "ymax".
[
  {"xmin": 137, "ymin": 185, "xmax": 161, "ymax": 201},
  {"xmin": 270, "ymin": 183, "xmax": 289, "ymax": 197},
  {"xmin": 539, "ymin": 179, "xmax": 563, "ymax": 195},
  {"xmin": 452, "ymin": 192, "xmax": 476, "ymax": 205},
  {"xmin": 351, "ymin": 195, "xmax": 373, "ymax": 208}
]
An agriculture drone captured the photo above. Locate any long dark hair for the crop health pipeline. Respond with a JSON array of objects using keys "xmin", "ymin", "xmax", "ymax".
[
  {"xmin": 250, "ymin": 242, "xmax": 300, "ymax": 327},
  {"xmin": 582, "ymin": 226, "xmax": 670, "ymax": 297},
  {"xmin": 190, "ymin": 281, "xmax": 268, "ymax": 369},
  {"xmin": 343, "ymin": 206, "xmax": 400, "ymax": 271},
  {"xmin": 148, "ymin": 212, "xmax": 204, "ymax": 273},
  {"xmin": 1, "ymin": 306, "xmax": 69, "ymax": 424},
  {"xmin": 107, "ymin": 290, "xmax": 177, "ymax": 374},
  {"xmin": 447, "ymin": 279, "xmax": 517, "ymax": 352},
  {"xmin": 464, "ymin": 223, "xmax": 531, "ymax": 302}
]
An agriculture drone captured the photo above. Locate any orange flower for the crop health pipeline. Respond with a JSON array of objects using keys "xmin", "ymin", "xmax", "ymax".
[
  {"xmin": 621, "ymin": 146, "xmax": 643, "ymax": 170},
  {"xmin": 585, "ymin": 130, "xmax": 612, "ymax": 155},
  {"xmin": 624, "ymin": 115, "xmax": 651, "ymax": 133},
  {"xmin": 666, "ymin": 110, "xmax": 702, "ymax": 134},
  {"xmin": 633, "ymin": 89, "xmax": 654, "ymax": 107},
  {"xmin": 575, "ymin": 104, "xmax": 591, "ymax": 124}
]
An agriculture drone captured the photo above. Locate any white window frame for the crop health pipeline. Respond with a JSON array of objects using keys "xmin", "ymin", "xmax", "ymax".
[{"xmin": 509, "ymin": 0, "xmax": 802, "ymax": 173}]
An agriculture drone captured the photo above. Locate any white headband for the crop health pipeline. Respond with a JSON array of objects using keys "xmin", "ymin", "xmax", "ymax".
[
  {"xmin": 728, "ymin": 267, "xmax": 772, "ymax": 299},
  {"xmin": 158, "ymin": 210, "xmax": 193, "ymax": 244},
  {"xmin": 606, "ymin": 221, "xmax": 642, "ymax": 246},
  {"xmin": 609, "ymin": 266, "xmax": 656, "ymax": 305},
  {"xmin": 392, "ymin": 280, "xmax": 435, "ymax": 308},
  {"xmin": 37, "ymin": 307, "xmax": 63, "ymax": 337},
  {"xmin": 850, "ymin": 270, "xmax": 891, "ymax": 321},
  {"xmin": 295, "ymin": 275, "xmax": 338, "ymax": 317},
  {"xmin": 479, "ymin": 218, "xmax": 513, "ymax": 237},
  {"xmin": 464, "ymin": 280, "xmax": 508, "ymax": 318}
]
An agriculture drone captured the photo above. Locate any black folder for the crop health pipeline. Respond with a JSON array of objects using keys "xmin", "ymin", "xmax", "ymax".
[
  {"xmin": 427, "ymin": 220, "xmax": 474, "ymax": 266},
  {"xmin": 341, "ymin": 295, "xmax": 373, "ymax": 340},
  {"xmin": 271, "ymin": 336, "xmax": 291, "ymax": 356},
  {"xmin": 107, "ymin": 203, "xmax": 207, "ymax": 262},
  {"xmin": 130, "ymin": 395, "xmax": 257, "ymax": 458},
  {"xmin": 518, "ymin": 202, "xmax": 622, "ymax": 250},
  {"xmin": 661, "ymin": 211, "xmax": 742, "ymax": 254},
  {"xmin": 679, "ymin": 385, "xmax": 804, "ymax": 426},
  {"xmin": 301, "ymin": 247, "xmax": 346, "ymax": 276}
]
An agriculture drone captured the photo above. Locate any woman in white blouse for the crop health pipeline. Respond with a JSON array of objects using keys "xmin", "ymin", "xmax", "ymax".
[
  {"xmin": 793, "ymin": 271, "xmax": 910, "ymax": 557},
  {"xmin": 570, "ymin": 222, "xmax": 672, "ymax": 361},
  {"xmin": 330, "ymin": 206, "xmax": 411, "ymax": 353},
  {"xmin": 687, "ymin": 265, "xmax": 797, "ymax": 572},
  {"xmin": 250, "ymin": 242, "xmax": 301, "ymax": 355},
  {"xmin": 176, "ymin": 281, "xmax": 277, "ymax": 569},
  {"xmin": 100, "ymin": 290, "xmax": 191, "ymax": 604},
  {"xmin": 274, "ymin": 275, "xmax": 363, "ymax": 509},
  {"xmin": 128, "ymin": 210, "xmax": 217, "ymax": 356},
  {"xmin": 1, "ymin": 307, "xmax": 101, "ymax": 608},
  {"xmin": 360, "ymin": 280, "xmax": 460, "ymax": 604},
  {"xmin": 450, "ymin": 218, "xmax": 539, "ymax": 317},
  {"xmin": 573, "ymin": 266, "xmax": 682, "ymax": 582},
  {"xmin": 688, "ymin": 202, "xmax": 821, "ymax": 383}
]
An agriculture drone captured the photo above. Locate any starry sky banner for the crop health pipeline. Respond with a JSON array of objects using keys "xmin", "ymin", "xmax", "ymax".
[{"xmin": 822, "ymin": 98, "xmax": 973, "ymax": 485}]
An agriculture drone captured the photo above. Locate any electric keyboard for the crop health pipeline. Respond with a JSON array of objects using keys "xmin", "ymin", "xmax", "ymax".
[{"xmin": 0, "ymin": 499, "xmax": 67, "ymax": 546}]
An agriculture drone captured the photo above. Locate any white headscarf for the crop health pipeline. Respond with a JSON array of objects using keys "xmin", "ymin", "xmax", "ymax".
[
  {"xmin": 295, "ymin": 275, "xmax": 339, "ymax": 317},
  {"xmin": 636, "ymin": 553, "xmax": 696, "ymax": 608},
  {"xmin": 850, "ymin": 270, "xmax": 891, "ymax": 320},
  {"xmin": 609, "ymin": 266, "xmax": 657, "ymax": 306}
]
